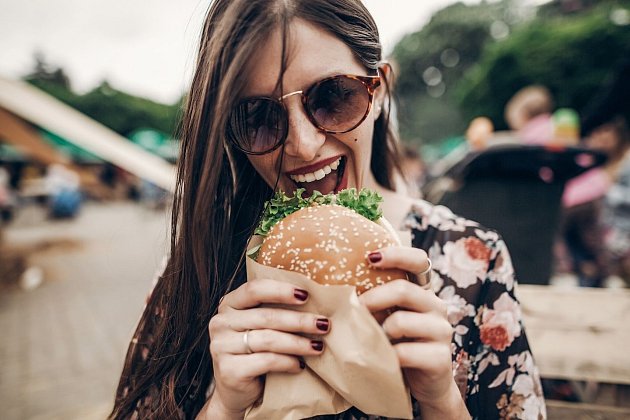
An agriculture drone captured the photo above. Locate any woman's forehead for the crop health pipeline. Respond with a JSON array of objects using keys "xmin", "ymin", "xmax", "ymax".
[{"xmin": 242, "ymin": 18, "xmax": 365, "ymax": 97}]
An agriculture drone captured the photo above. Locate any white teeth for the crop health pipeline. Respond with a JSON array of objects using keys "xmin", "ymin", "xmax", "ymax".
[
  {"xmin": 314, "ymin": 169, "xmax": 326, "ymax": 180},
  {"xmin": 288, "ymin": 157, "xmax": 342, "ymax": 184}
]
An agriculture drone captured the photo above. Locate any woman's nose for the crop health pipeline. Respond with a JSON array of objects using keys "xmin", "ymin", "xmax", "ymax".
[{"xmin": 282, "ymin": 97, "xmax": 326, "ymax": 161}]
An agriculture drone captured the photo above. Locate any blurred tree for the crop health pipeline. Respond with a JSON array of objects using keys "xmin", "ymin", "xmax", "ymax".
[
  {"xmin": 457, "ymin": 1, "xmax": 630, "ymax": 130},
  {"xmin": 76, "ymin": 81, "xmax": 181, "ymax": 136},
  {"xmin": 537, "ymin": 0, "xmax": 614, "ymax": 17},
  {"xmin": 23, "ymin": 52, "xmax": 78, "ymax": 106},
  {"xmin": 22, "ymin": 54, "xmax": 182, "ymax": 138},
  {"xmin": 392, "ymin": 0, "xmax": 530, "ymax": 148},
  {"xmin": 24, "ymin": 51, "xmax": 72, "ymax": 89}
]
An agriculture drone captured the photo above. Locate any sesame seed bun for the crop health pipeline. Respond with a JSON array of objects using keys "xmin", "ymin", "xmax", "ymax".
[{"xmin": 257, "ymin": 204, "xmax": 407, "ymax": 294}]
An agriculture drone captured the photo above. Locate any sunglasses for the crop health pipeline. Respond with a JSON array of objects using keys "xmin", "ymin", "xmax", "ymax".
[{"xmin": 227, "ymin": 73, "xmax": 381, "ymax": 155}]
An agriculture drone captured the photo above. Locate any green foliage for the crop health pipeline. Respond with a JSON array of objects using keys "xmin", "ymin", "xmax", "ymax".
[
  {"xmin": 24, "ymin": 52, "xmax": 72, "ymax": 90},
  {"xmin": 392, "ymin": 1, "xmax": 521, "ymax": 146},
  {"xmin": 392, "ymin": 0, "xmax": 630, "ymax": 149},
  {"xmin": 76, "ymin": 82, "xmax": 181, "ymax": 136},
  {"xmin": 255, "ymin": 188, "xmax": 383, "ymax": 237},
  {"xmin": 537, "ymin": 0, "xmax": 613, "ymax": 18},
  {"xmin": 456, "ymin": 2, "xmax": 630, "ymax": 129},
  {"xmin": 396, "ymin": 93, "xmax": 467, "ymax": 145},
  {"xmin": 394, "ymin": 2, "xmax": 508, "ymax": 92},
  {"xmin": 26, "ymin": 78, "xmax": 80, "ymax": 108},
  {"xmin": 22, "ymin": 56, "xmax": 182, "ymax": 137}
]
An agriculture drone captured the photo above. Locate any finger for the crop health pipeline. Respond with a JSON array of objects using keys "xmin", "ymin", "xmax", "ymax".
[
  {"xmin": 367, "ymin": 246, "xmax": 429, "ymax": 275},
  {"xmin": 211, "ymin": 307, "xmax": 330, "ymax": 335},
  {"xmin": 382, "ymin": 311, "xmax": 453, "ymax": 342},
  {"xmin": 359, "ymin": 279, "xmax": 447, "ymax": 315},
  {"xmin": 216, "ymin": 353, "xmax": 305, "ymax": 388},
  {"xmin": 394, "ymin": 342, "xmax": 452, "ymax": 372},
  {"xmin": 214, "ymin": 329, "xmax": 325, "ymax": 356},
  {"xmin": 220, "ymin": 279, "xmax": 310, "ymax": 311}
]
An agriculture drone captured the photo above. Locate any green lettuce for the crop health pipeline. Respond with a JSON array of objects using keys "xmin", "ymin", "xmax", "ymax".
[{"xmin": 255, "ymin": 188, "xmax": 383, "ymax": 237}]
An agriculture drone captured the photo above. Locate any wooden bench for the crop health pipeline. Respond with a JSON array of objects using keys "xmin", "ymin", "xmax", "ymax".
[{"xmin": 518, "ymin": 284, "xmax": 630, "ymax": 417}]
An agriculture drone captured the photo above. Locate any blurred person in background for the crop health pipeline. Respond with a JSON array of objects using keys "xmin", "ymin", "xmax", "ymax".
[
  {"xmin": 504, "ymin": 85, "xmax": 556, "ymax": 146},
  {"xmin": 600, "ymin": 117, "xmax": 630, "ymax": 286},
  {"xmin": 504, "ymin": 85, "xmax": 582, "ymax": 148},
  {"xmin": 604, "ymin": 161, "xmax": 630, "ymax": 286},
  {"xmin": 0, "ymin": 166, "xmax": 16, "ymax": 223},
  {"xmin": 560, "ymin": 116, "xmax": 630, "ymax": 287},
  {"xmin": 109, "ymin": 1, "xmax": 545, "ymax": 419},
  {"xmin": 559, "ymin": 57, "xmax": 630, "ymax": 288},
  {"xmin": 44, "ymin": 163, "xmax": 81, "ymax": 219},
  {"xmin": 465, "ymin": 116, "xmax": 494, "ymax": 150},
  {"xmin": 139, "ymin": 178, "xmax": 168, "ymax": 210}
]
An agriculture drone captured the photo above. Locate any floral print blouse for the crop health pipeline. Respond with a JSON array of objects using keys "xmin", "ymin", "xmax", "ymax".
[
  {"xmin": 119, "ymin": 200, "xmax": 547, "ymax": 419},
  {"xmin": 411, "ymin": 200, "xmax": 545, "ymax": 419}
]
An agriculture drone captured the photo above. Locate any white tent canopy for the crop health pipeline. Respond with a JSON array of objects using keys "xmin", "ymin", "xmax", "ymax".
[{"xmin": 0, "ymin": 76, "xmax": 176, "ymax": 192}]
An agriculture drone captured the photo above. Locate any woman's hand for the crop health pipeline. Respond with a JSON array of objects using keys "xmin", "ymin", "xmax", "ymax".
[
  {"xmin": 199, "ymin": 279, "xmax": 331, "ymax": 420},
  {"xmin": 360, "ymin": 247, "xmax": 470, "ymax": 419}
]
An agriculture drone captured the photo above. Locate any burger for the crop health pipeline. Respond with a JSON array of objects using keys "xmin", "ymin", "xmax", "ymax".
[{"xmin": 254, "ymin": 188, "xmax": 407, "ymax": 294}]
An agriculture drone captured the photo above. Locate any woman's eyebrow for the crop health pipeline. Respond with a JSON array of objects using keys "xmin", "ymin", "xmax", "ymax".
[
  {"xmin": 241, "ymin": 68, "xmax": 365, "ymax": 100},
  {"xmin": 296, "ymin": 69, "xmax": 352, "ymax": 90}
]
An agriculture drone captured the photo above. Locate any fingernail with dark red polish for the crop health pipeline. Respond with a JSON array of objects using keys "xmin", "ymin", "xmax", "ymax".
[
  {"xmin": 311, "ymin": 340, "xmax": 324, "ymax": 351},
  {"xmin": 294, "ymin": 289, "xmax": 308, "ymax": 301},
  {"xmin": 368, "ymin": 251, "xmax": 382, "ymax": 263},
  {"xmin": 316, "ymin": 318, "xmax": 329, "ymax": 331},
  {"xmin": 299, "ymin": 359, "xmax": 306, "ymax": 369}
]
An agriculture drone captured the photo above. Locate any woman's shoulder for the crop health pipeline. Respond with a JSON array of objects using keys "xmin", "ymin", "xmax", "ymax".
[
  {"xmin": 383, "ymin": 191, "xmax": 503, "ymax": 253},
  {"xmin": 404, "ymin": 197, "xmax": 516, "ymax": 293},
  {"xmin": 402, "ymin": 197, "xmax": 491, "ymax": 236},
  {"xmin": 383, "ymin": 191, "xmax": 478, "ymax": 230}
]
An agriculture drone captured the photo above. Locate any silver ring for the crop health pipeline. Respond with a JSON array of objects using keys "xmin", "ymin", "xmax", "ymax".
[
  {"xmin": 414, "ymin": 258, "xmax": 433, "ymax": 289},
  {"xmin": 243, "ymin": 329, "xmax": 254, "ymax": 354}
]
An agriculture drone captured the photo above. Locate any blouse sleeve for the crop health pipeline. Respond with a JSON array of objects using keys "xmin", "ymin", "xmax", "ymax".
[
  {"xmin": 462, "ymin": 234, "xmax": 547, "ymax": 420},
  {"xmin": 405, "ymin": 203, "xmax": 547, "ymax": 420}
]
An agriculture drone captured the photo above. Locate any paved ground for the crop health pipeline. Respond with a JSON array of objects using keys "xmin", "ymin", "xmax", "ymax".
[{"xmin": 0, "ymin": 201, "xmax": 169, "ymax": 419}]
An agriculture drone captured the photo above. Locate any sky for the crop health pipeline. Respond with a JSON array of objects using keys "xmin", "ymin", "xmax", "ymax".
[{"xmin": 0, "ymin": 0, "xmax": 484, "ymax": 104}]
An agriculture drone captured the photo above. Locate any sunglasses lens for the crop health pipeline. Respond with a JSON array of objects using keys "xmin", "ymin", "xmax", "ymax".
[
  {"xmin": 306, "ymin": 76, "xmax": 370, "ymax": 132},
  {"xmin": 228, "ymin": 98, "xmax": 286, "ymax": 153}
]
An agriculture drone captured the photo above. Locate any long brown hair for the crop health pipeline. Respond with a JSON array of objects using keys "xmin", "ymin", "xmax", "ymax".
[{"xmin": 110, "ymin": 0, "xmax": 401, "ymax": 418}]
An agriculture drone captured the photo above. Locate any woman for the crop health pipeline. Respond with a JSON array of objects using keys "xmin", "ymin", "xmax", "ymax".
[{"xmin": 111, "ymin": 1, "xmax": 546, "ymax": 419}]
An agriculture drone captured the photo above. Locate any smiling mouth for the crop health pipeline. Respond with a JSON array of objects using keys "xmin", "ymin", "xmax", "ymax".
[{"xmin": 288, "ymin": 156, "xmax": 347, "ymax": 196}]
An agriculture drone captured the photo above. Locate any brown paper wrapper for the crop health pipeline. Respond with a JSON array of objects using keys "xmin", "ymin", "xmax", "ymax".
[{"xmin": 244, "ymin": 233, "xmax": 413, "ymax": 420}]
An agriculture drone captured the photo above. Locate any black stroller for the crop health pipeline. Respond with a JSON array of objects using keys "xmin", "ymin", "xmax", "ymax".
[{"xmin": 422, "ymin": 144, "xmax": 607, "ymax": 285}]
